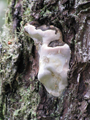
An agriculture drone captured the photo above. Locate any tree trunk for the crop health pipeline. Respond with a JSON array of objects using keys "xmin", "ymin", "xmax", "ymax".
[{"xmin": 0, "ymin": 0, "xmax": 90, "ymax": 119}]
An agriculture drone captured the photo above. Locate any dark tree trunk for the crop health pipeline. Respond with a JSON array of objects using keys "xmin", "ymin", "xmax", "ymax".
[{"xmin": 0, "ymin": 0, "xmax": 90, "ymax": 120}]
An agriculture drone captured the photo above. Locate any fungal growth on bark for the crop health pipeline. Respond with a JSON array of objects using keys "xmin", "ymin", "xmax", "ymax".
[{"xmin": 24, "ymin": 23, "xmax": 71, "ymax": 97}]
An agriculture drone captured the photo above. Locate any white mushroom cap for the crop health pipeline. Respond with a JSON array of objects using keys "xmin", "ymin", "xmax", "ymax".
[
  {"xmin": 24, "ymin": 23, "xmax": 71, "ymax": 97},
  {"xmin": 24, "ymin": 24, "xmax": 63, "ymax": 45}
]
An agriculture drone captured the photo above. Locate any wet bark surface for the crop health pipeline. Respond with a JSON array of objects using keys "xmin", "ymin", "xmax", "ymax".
[{"xmin": 0, "ymin": 0, "xmax": 90, "ymax": 120}]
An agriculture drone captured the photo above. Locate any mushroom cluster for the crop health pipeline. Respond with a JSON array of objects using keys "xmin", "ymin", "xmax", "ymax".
[{"xmin": 24, "ymin": 23, "xmax": 71, "ymax": 97}]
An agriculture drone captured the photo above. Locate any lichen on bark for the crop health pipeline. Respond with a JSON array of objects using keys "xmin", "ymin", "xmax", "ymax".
[{"xmin": 0, "ymin": 0, "xmax": 90, "ymax": 120}]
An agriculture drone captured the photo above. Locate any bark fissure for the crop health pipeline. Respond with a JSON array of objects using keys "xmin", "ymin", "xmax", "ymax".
[{"xmin": 0, "ymin": 0, "xmax": 90, "ymax": 119}]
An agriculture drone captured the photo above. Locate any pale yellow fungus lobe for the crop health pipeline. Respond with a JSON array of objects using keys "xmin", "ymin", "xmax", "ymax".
[{"xmin": 24, "ymin": 23, "xmax": 71, "ymax": 97}]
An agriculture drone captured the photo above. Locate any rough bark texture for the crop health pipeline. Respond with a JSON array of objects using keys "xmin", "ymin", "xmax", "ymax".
[{"xmin": 0, "ymin": 0, "xmax": 90, "ymax": 120}]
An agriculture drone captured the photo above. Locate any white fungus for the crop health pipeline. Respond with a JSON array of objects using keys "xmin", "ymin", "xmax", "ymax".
[{"xmin": 24, "ymin": 23, "xmax": 71, "ymax": 97}]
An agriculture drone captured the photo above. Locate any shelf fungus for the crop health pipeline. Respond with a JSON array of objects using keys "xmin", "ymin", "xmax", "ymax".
[{"xmin": 24, "ymin": 23, "xmax": 71, "ymax": 97}]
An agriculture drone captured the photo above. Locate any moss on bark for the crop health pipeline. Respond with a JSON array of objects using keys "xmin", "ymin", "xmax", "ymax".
[{"xmin": 0, "ymin": 0, "xmax": 90, "ymax": 119}]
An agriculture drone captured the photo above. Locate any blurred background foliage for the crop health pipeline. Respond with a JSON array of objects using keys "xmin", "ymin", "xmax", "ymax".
[{"xmin": 0, "ymin": 0, "xmax": 7, "ymax": 31}]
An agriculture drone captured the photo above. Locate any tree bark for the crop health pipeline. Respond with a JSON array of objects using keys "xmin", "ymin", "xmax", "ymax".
[{"xmin": 0, "ymin": 0, "xmax": 90, "ymax": 120}]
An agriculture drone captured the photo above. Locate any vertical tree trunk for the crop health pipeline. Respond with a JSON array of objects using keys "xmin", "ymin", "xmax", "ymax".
[{"xmin": 0, "ymin": 0, "xmax": 90, "ymax": 119}]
